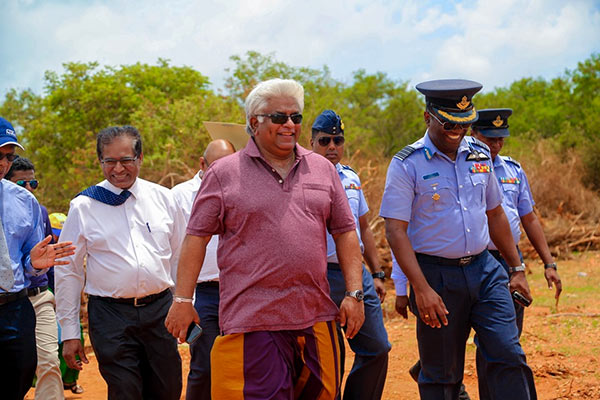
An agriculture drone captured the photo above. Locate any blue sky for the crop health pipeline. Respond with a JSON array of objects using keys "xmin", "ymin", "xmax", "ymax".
[{"xmin": 1, "ymin": 0, "xmax": 599, "ymax": 97}]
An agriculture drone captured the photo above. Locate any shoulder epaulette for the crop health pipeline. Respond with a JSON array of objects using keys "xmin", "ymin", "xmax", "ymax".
[
  {"xmin": 393, "ymin": 145, "xmax": 417, "ymax": 161},
  {"xmin": 502, "ymin": 156, "xmax": 521, "ymax": 168},
  {"xmin": 341, "ymin": 164, "xmax": 357, "ymax": 174},
  {"xmin": 467, "ymin": 136, "xmax": 490, "ymax": 152}
]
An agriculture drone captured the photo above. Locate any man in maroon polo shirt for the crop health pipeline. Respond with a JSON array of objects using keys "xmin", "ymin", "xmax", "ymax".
[{"xmin": 166, "ymin": 78, "xmax": 365, "ymax": 399}]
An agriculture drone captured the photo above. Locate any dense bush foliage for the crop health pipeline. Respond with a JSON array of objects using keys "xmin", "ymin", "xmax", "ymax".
[{"xmin": 1, "ymin": 52, "xmax": 598, "ymax": 211}]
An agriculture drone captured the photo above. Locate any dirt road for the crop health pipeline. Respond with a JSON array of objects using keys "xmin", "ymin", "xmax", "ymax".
[{"xmin": 27, "ymin": 251, "xmax": 600, "ymax": 399}]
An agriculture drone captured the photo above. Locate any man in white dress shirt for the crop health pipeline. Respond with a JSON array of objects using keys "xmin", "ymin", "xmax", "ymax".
[
  {"xmin": 55, "ymin": 125, "xmax": 186, "ymax": 400},
  {"xmin": 171, "ymin": 138, "xmax": 235, "ymax": 400}
]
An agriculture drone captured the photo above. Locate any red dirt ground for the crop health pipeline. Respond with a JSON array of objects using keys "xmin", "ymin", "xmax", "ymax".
[{"xmin": 26, "ymin": 251, "xmax": 600, "ymax": 399}]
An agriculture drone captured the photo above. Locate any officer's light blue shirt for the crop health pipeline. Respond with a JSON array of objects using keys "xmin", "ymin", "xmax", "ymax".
[
  {"xmin": 380, "ymin": 131, "xmax": 503, "ymax": 259},
  {"xmin": 488, "ymin": 155, "xmax": 535, "ymax": 250},
  {"xmin": 0, "ymin": 179, "xmax": 45, "ymax": 293},
  {"xmin": 326, "ymin": 163, "xmax": 368, "ymax": 263}
]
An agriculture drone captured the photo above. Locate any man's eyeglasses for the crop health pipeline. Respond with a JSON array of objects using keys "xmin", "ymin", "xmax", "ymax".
[
  {"xmin": 101, "ymin": 156, "xmax": 138, "ymax": 167},
  {"xmin": 256, "ymin": 113, "xmax": 303, "ymax": 125},
  {"xmin": 16, "ymin": 180, "xmax": 39, "ymax": 189},
  {"xmin": 317, "ymin": 136, "xmax": 345, "ymax": 147},
  {"xmin": 429, "ymin": 111, "xmax": 471, "ymax": 131},
  {"xmin": 0, "ymin": 153, "xmax": 18, "ymax": 162}
]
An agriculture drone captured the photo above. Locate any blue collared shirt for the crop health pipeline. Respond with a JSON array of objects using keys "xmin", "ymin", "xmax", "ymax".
[
  {"xmin": 488, "ymin": 155, "xmax": 535, "ymax": 250},
  {"xmin": 380, "ymin": 131, "xmax": 503, "ymax": 259},
  {"xmin": 326, "ymin": 163, "xmax": 368, "ymax": 263},
  {"xmin": 0, "ymin": 179, "xmax": 45, "ymax": 293}
]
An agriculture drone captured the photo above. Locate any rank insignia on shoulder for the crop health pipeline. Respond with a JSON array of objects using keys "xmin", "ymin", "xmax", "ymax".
[
  {"xmin": 499, "ymin": 177, "xmax": 520, "ymax": 184},
  {"xmin": 422, "ymin": 172, "xmax": 440, "ymax": 180},
  {"xmin": 469, "ymin": 163, "xmax": 490, "ymax": 173},
  {"xmin": 393, "ymin": 145, "xmax": 417, "ymax": 161},
  {"xmin": 466, "ymin": 150, "xmax": 490, "ymax": 161},
  {"xmin": 345, "ymin": 183, "xmax": 361, "ymax": 190}
]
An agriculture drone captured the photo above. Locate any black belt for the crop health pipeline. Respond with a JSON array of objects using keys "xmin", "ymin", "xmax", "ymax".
[
  {"xmin": 28, "ymin": 284, "xmax": 49, "ymax": 297},
  {"xmin": 0, "ymin": 288, "xmax": 28, "ymax": 306},
  {"xmin": 416, "ymin": 252, "xmax": 484, "ymax": 267},
  {"xmin": 89, "ymin": 288, "xmax": 170, "ymax": 307},
  {"xmin": 327, "ymin": 262, "xmax": 341, "ymax": 270},
  {"xmin": 197, "ymin": 281, "xmax": 219, "ymax": 288}
]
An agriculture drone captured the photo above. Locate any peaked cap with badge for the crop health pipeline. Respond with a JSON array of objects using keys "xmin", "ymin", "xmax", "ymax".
[
  {"xmin": 473, "ymin": 108, "xmax": 513, "ymax": 138},
  {"xmin": 0, "ymin": 117, "xmax": 24, "ymax": 150},
  {"xmin": 312, "ymin": 109, "xmax": 344, "ymax": 135},
  {"xmin": 416, "ymin": 79, "xmax": 482, "ymax": 124}
]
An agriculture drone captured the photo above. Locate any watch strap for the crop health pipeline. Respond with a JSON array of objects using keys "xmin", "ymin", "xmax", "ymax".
[
  {"xmin": 508, "ymin": 263, "xmax": 526, "ymax": 274},
  {"xmin": 372, "ymin": 271, "xmax": 386, "ymax": 280},
  {"xmin": 544, "ymin": 262, "xmax": 558, "ymax": 270}
]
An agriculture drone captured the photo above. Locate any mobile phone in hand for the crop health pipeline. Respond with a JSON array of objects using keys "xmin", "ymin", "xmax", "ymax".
[
  {"xmin": 512, "ymin": 290, "xmax": 532, "ymax": 307},
  {"xmin": 186, "ymin": 323, "xmax": 203, "ymax": 344}
]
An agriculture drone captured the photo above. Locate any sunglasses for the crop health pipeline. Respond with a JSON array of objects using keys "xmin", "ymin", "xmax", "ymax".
[
  {"xmin": 317, "ymin": 136, "xmax": 345, "ymax": 147},
  {"xmin": 16, "ymin": 179, "xmax": 39, "ymax": 189},
  {"xmin": 0, "ymin": 153, "xmax": 18, "ymax": 162},
  {"xmin": 256, "ymin": 113, "xmax": 303, "ymax": 125},
  {"xmin": 429, "ymin": 111, "xmax": 471, "ymax": 131}
]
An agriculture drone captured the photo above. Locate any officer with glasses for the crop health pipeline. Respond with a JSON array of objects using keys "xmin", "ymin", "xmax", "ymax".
[
  {"xmin": 311, "ymin": 110, "xmax": 391, "ymax": 400},
  {"xmin": 5, "ymin": 156, "xmax": 65, "ymax": 399},
  {"xmin": 380, "ymin": 80, "xmax": 537, "ymax": 400}
]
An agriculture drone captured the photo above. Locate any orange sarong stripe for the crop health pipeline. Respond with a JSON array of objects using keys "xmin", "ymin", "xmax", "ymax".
[{"xmin": 211, "ymin": 333, "xmax": 245, "ymax": 400}]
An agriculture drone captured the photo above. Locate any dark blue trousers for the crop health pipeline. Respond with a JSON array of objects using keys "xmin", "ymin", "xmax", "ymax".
[
  {"xmin": 476, "ymin": 249, "xmax": 525, "ymax": 400},
  {"xmin": 410, "ymin": 251, "xmax": 536, "ymax": 400},
  {"xmin": 186, "ymin": 282, "xmax": 220, "ymax": 400},
  {"xmin": 0, "ymin": 295, "xmax": 37, "ymax": 400},
  {"xmin": 327, "ymin": 265, "xmax": 391, "ymax": 400}
]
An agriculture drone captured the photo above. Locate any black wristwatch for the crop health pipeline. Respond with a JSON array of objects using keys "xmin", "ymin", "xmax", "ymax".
[
  {"xmin": 372, "ymin": 271, "xmax": 386, "ymax": 281},
  {"xmin": 544, "ymin": 262, "xmax": 558, "ymax": 270},
  {"xmin": 345, "ymin": 290, "xmax": 364, "ymax": 302}
]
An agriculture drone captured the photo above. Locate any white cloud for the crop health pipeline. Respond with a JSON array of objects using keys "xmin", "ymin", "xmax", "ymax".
[{"xmin": 0, "ymin": 0, "xmax": 598, "ymax": 96}]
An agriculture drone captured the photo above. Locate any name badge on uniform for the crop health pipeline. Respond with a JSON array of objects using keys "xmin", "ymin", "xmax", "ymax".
[
  {"xmin": 422, "ymin": 172, "xmax": 439, "ymax": 180},
  {"xmin": 499, "ymin": 177, "xmax": 520, "ymax": 184},
  {"xmin": 345, "ymin": 183, "xmax": 361, "ymax": 190},
  {"xmin": 469, "ymin": 163, "xmax": 490, "ymax": 173}
]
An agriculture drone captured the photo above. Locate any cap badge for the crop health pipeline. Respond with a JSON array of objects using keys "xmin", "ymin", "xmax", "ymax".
[
  {"xmin": 340, "ymin": 120, "xmax": 345, "ymax": 131},
  {"xmin": 456, "ymin": 96, "xmax": 470, "ymax": 110},
  {"xmin": 492, "ymin": 116, "xmax": 504, "ymax": 127},
  {"xmin": 6, "ymin": 128, "xmax": 16, "ymax": 137},
  {"xmin": 432, "ymin": 193, "xmax": 441, "ymax": 201}
]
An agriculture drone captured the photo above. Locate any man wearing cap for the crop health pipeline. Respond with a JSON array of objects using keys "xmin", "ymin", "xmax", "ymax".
[
  {"xmin": 380, "ymin": 80, "xmax": 537, "ymax": 399},
  {"xmin": 6, "ymin": 156, "xmax": 64, "ymax": 399},
  {"xmin": 311, "ymin": 109, "xmax": 390, "ymax": 400},
  {"xmin": 55, "ymin": 125, "xmax": 186, "ymax": 400},
  {"xmin": 165, "ymin": 78, "xmax": 365, "ymax": 399},
  {"xmin": 0, "ymin": 116, "xmax": 75, "ymax": 399},
  {"xmin": 171, "ymin": 138, "xmax": 235, "ymax": 400},
  {"xmin": 471, "ymin": 108, "xmax": 561, "ymax": 399}
]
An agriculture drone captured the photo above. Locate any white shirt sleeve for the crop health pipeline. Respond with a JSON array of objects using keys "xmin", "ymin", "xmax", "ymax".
[{"xmin": 55, "ymin": 201, "xmax": 87, "ymax": 341}]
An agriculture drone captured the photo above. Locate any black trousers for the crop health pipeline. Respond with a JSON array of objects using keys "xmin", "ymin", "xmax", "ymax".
[
  {"xmin": 0, "ymin": 295, "xmax": 37, "ymax": 400},
  {"xmin": 88, "ymin": 291, "xmax": 182, "ymax": 400}
]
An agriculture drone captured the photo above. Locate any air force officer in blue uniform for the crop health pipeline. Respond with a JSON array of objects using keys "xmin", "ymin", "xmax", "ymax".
[
  {"xmin": 471, "ymin": 108, "xmax": 561, "ymax": 399},
  {"xmin": 380, "ymin": 80, "xmax": 537, "ymax": 400}
]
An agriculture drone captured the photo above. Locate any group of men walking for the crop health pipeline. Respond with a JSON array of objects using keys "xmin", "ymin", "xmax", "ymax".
[{"xmin": 1, "ymin": 76, "xmax": 561, "ymax": 400}]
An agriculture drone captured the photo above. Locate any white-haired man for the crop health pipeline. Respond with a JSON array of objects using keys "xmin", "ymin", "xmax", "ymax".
[{"xmin": 166, "ymin": 78, "xmax": 365, "ymax": 399}]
